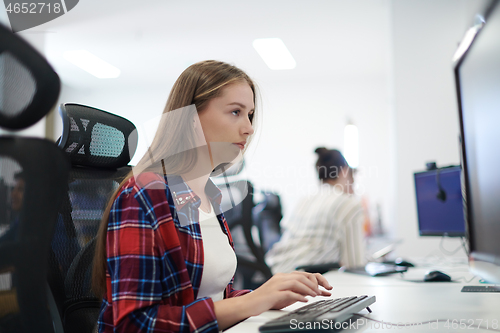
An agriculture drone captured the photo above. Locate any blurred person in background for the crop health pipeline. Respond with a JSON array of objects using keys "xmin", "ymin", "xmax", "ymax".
[{"xmin": 266, "ymin": 147, "xmax": 367, "ymax": 273}]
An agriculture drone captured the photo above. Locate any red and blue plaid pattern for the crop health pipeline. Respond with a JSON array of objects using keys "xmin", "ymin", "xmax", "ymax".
[{"xmin": 98, "ymin": 172, "xmax": 250, "ymax": 333}]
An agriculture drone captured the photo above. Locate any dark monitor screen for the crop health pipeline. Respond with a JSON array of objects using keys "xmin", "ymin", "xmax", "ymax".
[
  {"xmin": 455, "ymin": 0, "xmax": 500, "ymax": 283},
  {"xmin": 414, "ymin": 167, "xmax": 466, "ymax": 237}
]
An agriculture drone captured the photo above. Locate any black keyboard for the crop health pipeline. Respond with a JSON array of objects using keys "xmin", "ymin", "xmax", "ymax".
[{"xmin": 259, "ymin": 295, "xmax": 376, "ymax": 332}]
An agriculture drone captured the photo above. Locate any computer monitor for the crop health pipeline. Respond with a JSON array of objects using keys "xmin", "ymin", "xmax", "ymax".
[
  {"xmin": 454, "ymin": 0, "xmax": 500, "ymax": 283},
  {"xmin": 414, "ymin": 166, "xmax": 466, "ymax": 237}
]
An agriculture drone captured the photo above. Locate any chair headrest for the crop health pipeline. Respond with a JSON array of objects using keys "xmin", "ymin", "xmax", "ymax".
[
  {"xmin": 57, "ymin": 103, "xmax": 138, "ymax": 169},
  {"xmin": 0, "ymin": 24, "xmax": 60, "ymax": 130}
]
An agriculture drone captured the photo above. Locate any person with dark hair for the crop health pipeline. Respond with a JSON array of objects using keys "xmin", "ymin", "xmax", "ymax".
[
  {"xmin": 92, "ymin": 61, "xmax": 332, "ymax": 333},
  {"xmin": 266, "ymin": 147, "xmax": 366, "ymax": 273}
]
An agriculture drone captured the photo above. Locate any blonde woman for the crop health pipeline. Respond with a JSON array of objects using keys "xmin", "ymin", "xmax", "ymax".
[{"xmin": 92, "ymin": 60, "xmax": 332, "ymax": 332}]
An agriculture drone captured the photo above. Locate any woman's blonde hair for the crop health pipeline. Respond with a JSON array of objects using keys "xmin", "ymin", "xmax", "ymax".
[{"xmin": 92, "ymin": 60, "xmax": 257, "ymax": 297}]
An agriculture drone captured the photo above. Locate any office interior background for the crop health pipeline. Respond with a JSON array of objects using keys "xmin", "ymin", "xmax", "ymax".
[{"xmin": 0, "ymin": 0, "xmax": 491, "ymax": 259}]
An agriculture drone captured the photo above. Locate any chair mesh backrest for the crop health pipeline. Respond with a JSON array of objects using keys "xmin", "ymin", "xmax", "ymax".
[
  {"xmin": 0, "ymin": 24, "xmax": 60, "ymax": 129},
  {"xmin": 62, "ymin": 168, "xmax": 130, "ymax": 298},
  {"xmin": 46, "ymin": 167, "xmax": 129, "ymax": 333},
  {"xmin": 50, "ymin": 104, "xmax": 137, "ymax": 332},
  {"xmin": 63, "ymin": 304, "xmax": 101, "ymax": 333},
  {"xmin": 58, "ymin": 103, "xmax": 138, "ymax": 169}
]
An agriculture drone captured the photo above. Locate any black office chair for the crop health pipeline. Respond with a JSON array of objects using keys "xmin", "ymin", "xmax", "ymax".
[
  {"xmin": 0, "ymin": 24, "xmax": 70, "ymax": 333},
  {"xmin": 219, "ymin": 180, "xmax": 273, "ymax": 290},
  {"xmin": 252, "ymin": 191, "xmax": 283, "ymax": 254},
  {"xmin": 47, "ymin": 103, "xmax": 137, "ymax": 333}
]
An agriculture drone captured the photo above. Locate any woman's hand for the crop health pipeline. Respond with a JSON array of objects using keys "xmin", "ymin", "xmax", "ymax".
[
  {"xmin": 214, "ymin": 272, "xmax": 332, "ymax": 329},
  {"xmin": 244, "ymin": 272, "xmax": 333, "ymax": 316}
]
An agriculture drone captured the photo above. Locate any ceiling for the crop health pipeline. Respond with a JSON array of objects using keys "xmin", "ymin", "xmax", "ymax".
[{"xmin": 5, "ymin": 0, "xmax": 390, "ymax": 90}]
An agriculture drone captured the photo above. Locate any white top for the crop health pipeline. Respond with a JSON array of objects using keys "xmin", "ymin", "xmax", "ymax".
[
  {"xmin": 265, "ymin": 185, "xmax": 366, "ymax": 273},
  {"xmin": 197, "ymin": 203, "xmax": 237, "ymax": 302}
]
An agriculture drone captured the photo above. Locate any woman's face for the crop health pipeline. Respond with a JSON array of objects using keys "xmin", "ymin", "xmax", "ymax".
[{"xmin": 198, "ymin": 81, "xmax": 255, "ymax": 165}]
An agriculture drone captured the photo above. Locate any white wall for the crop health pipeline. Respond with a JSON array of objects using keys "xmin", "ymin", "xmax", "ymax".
[
  {"xmin": 7, "ymin": 0, "xmax": 495, "ymax": 260},
  {"xmin": 51, "ymin": 3, "xmax": 394, "ymax": 238},
  {"xmin": 389, "ymin": 0, "xmax": 492, "ymax": 259},
  {"xmin": 245, "ymin": 74, "xmax": 393, "ymax": 229}
]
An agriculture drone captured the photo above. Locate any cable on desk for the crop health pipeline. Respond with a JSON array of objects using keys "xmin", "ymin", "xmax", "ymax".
[
  {"xmin": 352, "ymin": 314, "xmax": 500, "ymax": 332},
  {"xmin": 461, "ymin": 236, "xmax": 470, "ymax": 256},
  {"xmin": 454, "ymin": 275, "xmax": 478, "ymax": 283},
  {"xmin": 439, "ymin": 235, "xmax": 467, "ymax": 256},
  {"xmin": 422, "ymin": 250, "xmax": 467, "ymax": 266}
]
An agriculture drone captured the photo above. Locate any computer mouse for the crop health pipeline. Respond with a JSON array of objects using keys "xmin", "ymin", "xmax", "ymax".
[
  {"xmin": 394, "ymin": 257, "xmax": 415, "ymax": 267},
  {"xmin": 424, "ymin": 270, "xmax": 452, "ymax": 282}
]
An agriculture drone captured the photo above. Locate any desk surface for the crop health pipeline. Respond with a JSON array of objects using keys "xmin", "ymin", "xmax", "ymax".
[{"xmin": 227, "ymin": 264, "xmax": 500, "ymax": 332}]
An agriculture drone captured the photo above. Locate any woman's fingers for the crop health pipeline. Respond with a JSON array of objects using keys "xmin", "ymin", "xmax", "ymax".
[
  {"xmin": 280, "ymin": 279, "xmax": 320, "ymax": 297},
  {"xmin": 315, "ymin": 273, "xmax": 333, "ymax": 290},
  {"xmin": 307, "ymin": 272, "xmax": 333, "ymax": 290},
  {"xmin": 255, "ymin": 272, "xmax": 335, "ymax": 312},
  {"xmin": 319, "ymin": 289, "xmax": 332, "ymax": 296},
  {"xmin": 290, "ymin": 271, "xmax": 333, "ymax": 293},
  {"xmin": 287, "ymin": 272, "xmax": 322, "ymax": 294}
]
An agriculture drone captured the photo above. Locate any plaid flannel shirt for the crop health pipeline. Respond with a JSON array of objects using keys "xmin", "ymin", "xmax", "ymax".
[{"xmin": 98, "ymin": 172, "xmax": 250, "ymax": 333}]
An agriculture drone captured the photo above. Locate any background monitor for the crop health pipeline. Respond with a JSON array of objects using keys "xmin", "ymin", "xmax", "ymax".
[
  {"xmin": 414, "ymin": 166, "xmax": 466, "ymax": 237},
  {"xmin": 455, "ymin": 0, "xmax": 500, "ymax": 283}
]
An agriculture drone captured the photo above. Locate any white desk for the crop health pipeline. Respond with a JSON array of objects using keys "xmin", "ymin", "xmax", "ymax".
[{"xmin": 226, "ymin": 265, "xmax": 500, "ymax": 332}]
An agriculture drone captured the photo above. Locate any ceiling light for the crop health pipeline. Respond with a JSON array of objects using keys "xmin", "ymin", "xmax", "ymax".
[
  {"xmin": 63, "ymin": 50, "xmax": 120, "ymax": 79},
  {"xmin": 252, "ymin": 38, "xmax": 296, "ymax": 70}
]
